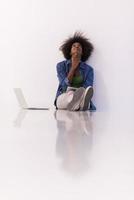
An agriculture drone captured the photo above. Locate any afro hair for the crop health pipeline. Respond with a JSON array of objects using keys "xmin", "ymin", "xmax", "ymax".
[{"xmin": 59, "ymin": 32, "xmax": 94, "ymax": 62}]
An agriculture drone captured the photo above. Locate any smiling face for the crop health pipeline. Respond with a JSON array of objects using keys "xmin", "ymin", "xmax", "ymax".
[{"xmin": 70, "ymin": 42, "xmax": 82, "ymax": 57}]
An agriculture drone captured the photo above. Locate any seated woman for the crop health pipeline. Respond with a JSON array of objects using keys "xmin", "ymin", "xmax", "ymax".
[{"xmin": 54, "ymin": 32, "xmax": 96, "ymax": 111}]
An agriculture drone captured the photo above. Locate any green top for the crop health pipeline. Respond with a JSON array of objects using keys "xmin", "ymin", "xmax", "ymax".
[{"xmin": 71, "ymin": 74, "xmax": 83, "ymax": 88}]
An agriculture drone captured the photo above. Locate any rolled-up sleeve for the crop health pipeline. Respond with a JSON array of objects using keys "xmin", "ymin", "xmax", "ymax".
[{"xmin": 56, "ymin": 63, "xmax": 70, "ymax": 92}]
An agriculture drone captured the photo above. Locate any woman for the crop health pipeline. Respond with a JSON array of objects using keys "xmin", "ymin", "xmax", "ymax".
[{"xmin": 54, "ymin": 32, "xmax": 96, "ymax": 111}]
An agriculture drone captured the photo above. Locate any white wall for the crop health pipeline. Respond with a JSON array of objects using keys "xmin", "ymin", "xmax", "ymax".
[{"xmin": 0, "ymin": 0, "xmax": 134, "ymax": 112}]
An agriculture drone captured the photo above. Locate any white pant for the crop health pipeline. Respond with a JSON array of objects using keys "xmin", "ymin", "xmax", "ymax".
[
  {"xmin": 56, "ymin": 90, "xmax": 74, "ymax": 109},
  {"xmin": 56, "ymin": 87, "xmax": 90, "ymax": 110}
]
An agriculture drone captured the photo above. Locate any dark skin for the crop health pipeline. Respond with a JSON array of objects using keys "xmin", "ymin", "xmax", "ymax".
[{"xmin": 67, "ymin": 42, "xmax": 82, "ymax": 83}]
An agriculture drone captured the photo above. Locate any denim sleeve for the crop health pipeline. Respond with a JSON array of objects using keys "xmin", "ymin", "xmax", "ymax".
[
  {"xmin": 83, "ymin": 67, "xmax": 94, "ymax": 88},
  {"xmin": 56, "ymin": 63, "xmax": 71, "ymax": 92}
]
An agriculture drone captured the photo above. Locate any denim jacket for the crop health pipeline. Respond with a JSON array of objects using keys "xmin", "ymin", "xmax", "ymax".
[{"xmin": 54, "ymin": 59, "xmax": 96, "ymax": 111}]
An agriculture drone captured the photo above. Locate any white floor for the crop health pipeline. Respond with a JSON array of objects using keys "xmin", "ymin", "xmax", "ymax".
[{"xmin": 0, "ymin": 107, "xmax": 134, "ymax": 200}]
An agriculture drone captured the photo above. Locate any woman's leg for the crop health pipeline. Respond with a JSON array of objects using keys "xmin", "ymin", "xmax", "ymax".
[
  {"xmin": 56, "ymin": 87, "xmax": 85, "ymax": 111},
  {"xmin": 67, "ymin": 87, "xmax": 85, "ymax": 111},
  {"xmin": 56, "ymin": 91, "xmax": 74, "ymax": 110},
  {"xmin": 79, "ymin": 86, "xmax": 93, "ymax": 111},
  {"xmin": 56, "ymin": 86, "xmax": 93, "ymax": 111}
]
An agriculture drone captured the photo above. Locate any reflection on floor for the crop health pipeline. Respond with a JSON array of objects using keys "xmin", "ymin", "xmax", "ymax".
[
  {"xmin": 0, "ymin": 108, "xmax": 134, "ymax": 200},
  {"xmin": 54, "ymin": 110, "xmax": 93, "ymax": 176}
]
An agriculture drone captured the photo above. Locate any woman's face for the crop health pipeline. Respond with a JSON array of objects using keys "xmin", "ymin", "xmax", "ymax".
[{"xmin": 70, "ymin": 42, "xmax": 82, "ymax": 57}]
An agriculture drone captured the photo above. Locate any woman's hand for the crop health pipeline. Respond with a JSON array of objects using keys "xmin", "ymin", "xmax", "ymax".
[
  {"xmin": 71, "ymin": 54, "xmax": 81, "ymax": 70},
  {"xmin": 67, "ymin": 54, "xmax": 81, "ymax": 83}
]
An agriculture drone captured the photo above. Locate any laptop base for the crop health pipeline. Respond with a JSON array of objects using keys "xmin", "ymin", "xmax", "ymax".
[{"xmin": 25, "ymin": 108, "xmax": 49, "ymax": 110}]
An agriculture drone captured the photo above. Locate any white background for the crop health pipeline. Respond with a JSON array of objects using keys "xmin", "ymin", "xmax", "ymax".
[
  {"xmin": 0, "ymin": 1, "xmax": 134, "ymax": 199},
  {"xmin": 0, "ymin": 0, "xmax": 134, "ymax": 111}
]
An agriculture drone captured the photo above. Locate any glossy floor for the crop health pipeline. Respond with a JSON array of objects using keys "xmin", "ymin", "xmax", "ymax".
[{"xmin": 0, "ymin": 108, "xmax": 134, "ymax": 200}]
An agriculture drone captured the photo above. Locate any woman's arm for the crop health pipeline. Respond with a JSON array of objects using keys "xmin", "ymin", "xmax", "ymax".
[
  {"xmin": 56, "ymin": 63, "xmax": 70, "ymax": 91},
  {"xmin": 83, "ymin": 67, "xmax": 94, "ymax": 88},
  {"xmin": 67, "ymin": 56, "xmax": 81, "ymax": 83}
]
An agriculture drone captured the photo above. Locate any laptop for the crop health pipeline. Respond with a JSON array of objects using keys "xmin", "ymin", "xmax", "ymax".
[{"xmin": 14, "ymin": 88, "xmax": 49, "ymax": 110}]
